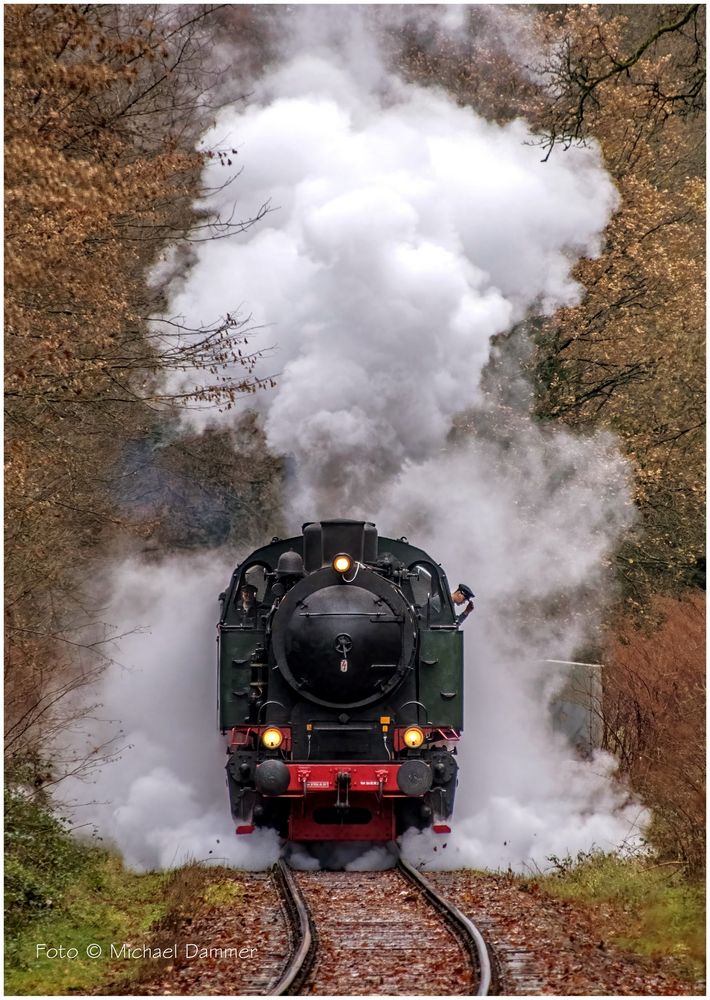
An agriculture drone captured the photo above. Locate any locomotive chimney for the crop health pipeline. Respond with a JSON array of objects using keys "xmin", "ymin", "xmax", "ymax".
[{"xmin": 302, "ymin": 519, "xmax": 377, "ymax": 572}]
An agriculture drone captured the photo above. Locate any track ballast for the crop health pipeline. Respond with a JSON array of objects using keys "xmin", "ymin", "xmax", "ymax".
[{"xmin": 272, "ymin": 858, "xmax": 494, "ymax": 995}]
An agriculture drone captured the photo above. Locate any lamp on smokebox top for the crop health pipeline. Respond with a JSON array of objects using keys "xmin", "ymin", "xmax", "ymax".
[
  {"xmin": 261, "ymin": 727, "xmax": 283, "ymax": 749},
  {"xmin": 332, "ymin": 553, "xmax": 353, "ymax": 574},
  {"xmin": 403, "ymin": 726, "xmax": 425, "ymax": 748}
]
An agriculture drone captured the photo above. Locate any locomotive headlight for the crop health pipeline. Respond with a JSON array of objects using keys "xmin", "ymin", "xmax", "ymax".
[
  {"xmin": 403, "ymin": 726, "xmax": 425, "ymax": 749},
  {"xmin": 261, "ymin": 727, "xmax": 284, "ymax": 749},
  {"xmin": 332, "ymin": 553, "xmax": 353, "ymax": 574}
]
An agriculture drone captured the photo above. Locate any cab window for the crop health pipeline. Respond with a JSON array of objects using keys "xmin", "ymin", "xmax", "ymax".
[
  {"xmin": 410, "ymin": 563, "xmax": 442, "ymax": 619},
  {"xmin": 239, "ymin": 564, "xmax": 268, "ymax": 602}
]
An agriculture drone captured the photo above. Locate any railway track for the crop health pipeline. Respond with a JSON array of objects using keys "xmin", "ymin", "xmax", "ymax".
[
  {"xmin": 270, "ymin": 860, "xmax": 317, "ymax": 995},
  {"xmin": 271, "ymin": 858, "xmax": 494, "ymax": 996}
]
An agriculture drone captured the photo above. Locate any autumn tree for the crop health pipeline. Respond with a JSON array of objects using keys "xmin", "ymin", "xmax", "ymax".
[
  {"xmin": 528, "ymin": 5, "xmax": 705, "ymax": 603},
  {"xmin": 4, "ymin": 4, "xmax": 271, "ymax": 773},
  {"xmin": 603, "ymin": 593, "xmax": 706, "ymax": 874}
]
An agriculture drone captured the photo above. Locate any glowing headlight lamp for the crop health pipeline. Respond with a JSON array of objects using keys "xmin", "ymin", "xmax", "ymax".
[
  {"xmin": 332, "ymin": 553, "xmax": 353, "ymax": 574},
  {"xmin": 261, "ymin": 727, "xmax": 284, "ymax": 749},
  {"xmin": 403, "ymin": 726, "xmax": 425, "ymax": 749}
]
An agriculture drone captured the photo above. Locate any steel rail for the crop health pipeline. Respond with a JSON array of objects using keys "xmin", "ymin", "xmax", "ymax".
[
  {"xmin": 270, "ymin": 859, "xmax": 317, "ymax": 996},
  {"xmin": 397, "ymin": 857, "xmax": 494, "ymax": 996}
]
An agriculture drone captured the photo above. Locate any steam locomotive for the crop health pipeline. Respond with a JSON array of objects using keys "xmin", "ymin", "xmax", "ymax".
[{"xmin": 218, "ymin": 519, "xmax": 464, "ymax": 842}]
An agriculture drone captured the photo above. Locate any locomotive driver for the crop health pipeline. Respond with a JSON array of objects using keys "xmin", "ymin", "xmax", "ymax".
[
  {"xmin": 451, "ymin": 583, "xmax": 475, "ymax": 627},
  {"xmin": 236, "ymin": 583, "xmax": 259, "ymax": 627}
]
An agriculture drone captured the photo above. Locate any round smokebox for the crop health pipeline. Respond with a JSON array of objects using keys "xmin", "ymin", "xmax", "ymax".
[
  {"xmin": 396, "ymin": 759, "xmax": 433, "ymax": 797},
  {"xmin": 271, "ymin": 565, "xmax": 417, "ymax": 709},
  {"xmin": 255, "ymin": 759, "xmax": 290, "ymax": 795}
]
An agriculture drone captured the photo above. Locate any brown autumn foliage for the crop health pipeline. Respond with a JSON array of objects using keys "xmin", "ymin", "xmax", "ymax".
[
  {"xmin": 603, "ymin": 592, "xmax": 705, "ymax": 874},
  {"xmin": 535, "ymin": 9, "xmax": 705, "ymax": 864},
  {"xmin": 530, "ymin": 6, "xmax": 705, "ymax": 603},
  {"xmin": 4, "ymin": 4, "xmax": 271, "ymax": 774}
]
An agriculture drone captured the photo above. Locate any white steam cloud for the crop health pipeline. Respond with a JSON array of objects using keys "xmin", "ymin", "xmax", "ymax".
[
  {"xmin": 67, "ymin": 9, "xmax": 646, "ymax": 872},
  {"xmin": 376, "ymin": 425, "xmax": 644, "ymax": 869},
  {"xmin": 62, "ymin": 558, "xmax": 280, "ymax": 872},
  {"xmin": 163, "ymin": 35, "xmax": 617, "ymax": 518}
]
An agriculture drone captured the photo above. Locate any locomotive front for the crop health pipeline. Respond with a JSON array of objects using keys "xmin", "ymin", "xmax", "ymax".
[{"xmin": 218, "ymin": 520, "xmax": 463, "ymax": 842}]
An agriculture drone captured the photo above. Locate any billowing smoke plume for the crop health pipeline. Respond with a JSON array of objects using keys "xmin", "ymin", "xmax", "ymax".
[
  {"xmin": 163, "ymin": 23, "xmax": 617, "ymax": 520},
  {"xmin": 68, "ymin": 8, "xmax": 645, "ymax": 871}
]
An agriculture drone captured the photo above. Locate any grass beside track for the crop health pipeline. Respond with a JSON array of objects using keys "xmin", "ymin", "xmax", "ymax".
[
  {"xmin": 6, "ymin": 849, "xmax": 167, "ymax": 996},
  {"xmin": 529, "ymin": 852, "xmax": 705, "ymax": 981},
  {"xmin": 5, "ymin": 784, "xmax": 246, "ymax": 995},
  {"xmin": 5, "ymin": 846, "xmax": 235, "ymax": 996}
]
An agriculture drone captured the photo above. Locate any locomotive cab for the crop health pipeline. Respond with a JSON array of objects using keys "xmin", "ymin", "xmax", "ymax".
[{"xmin": 218, "ymin": 520, "xmax": 463, "ymax": 842}]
